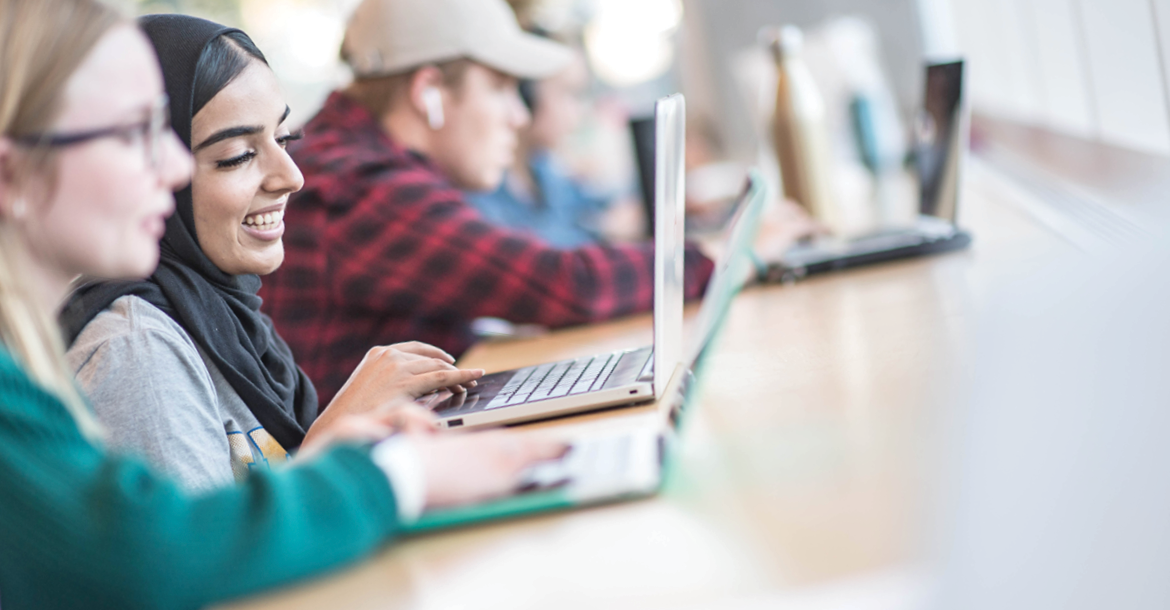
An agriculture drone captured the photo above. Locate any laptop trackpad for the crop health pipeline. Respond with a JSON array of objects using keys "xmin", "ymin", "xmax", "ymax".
[
  {"xmin": 603, "ymin": 346, "xmax": 653, "ymax": 388},
  {"xmin": 426, "ymin": 369, "xmax": 511, "ymax": 415}
]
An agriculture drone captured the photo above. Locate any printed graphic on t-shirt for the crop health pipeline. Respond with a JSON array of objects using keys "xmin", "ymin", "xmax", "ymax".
[{"xmin": 227, "ymin": 427, "xmax": 288, "ymax": 481}]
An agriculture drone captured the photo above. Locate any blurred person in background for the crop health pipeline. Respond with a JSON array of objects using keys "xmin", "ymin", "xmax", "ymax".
[
  {"xmin": 59, "ymin": 15, "xmax": 483, "ymax": 492},
  {"xmin": 259, "ymin": 0, "xmax": 717, "ymax": 410},
  {"xmin": 464, "ymin": 41, "xmax": 615, "ymax": 248},
  {"xmin": 466, "ymin": 27, "xmax": 820, "ymax": 253},
  {"xmin": 0, "ymin": 2, "xmax": 562, "ymax": 608}
]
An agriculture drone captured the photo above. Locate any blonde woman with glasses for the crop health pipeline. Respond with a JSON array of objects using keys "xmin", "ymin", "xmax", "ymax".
[{"xmin": 0, "ymin": 1, "xmax": 562, "ymax": 608}]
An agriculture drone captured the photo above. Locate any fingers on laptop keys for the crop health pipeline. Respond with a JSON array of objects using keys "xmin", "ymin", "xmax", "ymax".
[
  {"xmin": 368, "ymin": 343, "xmax": 483, "ymax": 396},
  {"xmin": 390, "ymin": 342, "xmax": 482, "ymax": 394},
  {"xmin": 403, "ymin": 358, "xmax": 484, "ymax": 395},
  {"xmin": 330, "ymin": 345, "xmax": 481, "ymax": 419},
  {"xmin": 413, "ymin": 431, "xmax": 569, "ymax": 509}
]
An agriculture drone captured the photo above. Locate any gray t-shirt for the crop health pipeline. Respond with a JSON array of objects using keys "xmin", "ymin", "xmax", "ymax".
[{"xmin": 66, "ymin": 295, "xmax": 289, "ymax": 493}]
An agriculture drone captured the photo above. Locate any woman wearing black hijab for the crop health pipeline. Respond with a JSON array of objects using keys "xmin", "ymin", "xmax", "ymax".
[
  {"xmin": 1, "ymin": 4, "xmax": 562, "ymax": 608},
  {"xmin": 60, "ymin": 15, "xmax": 485, "ymax": 491}
]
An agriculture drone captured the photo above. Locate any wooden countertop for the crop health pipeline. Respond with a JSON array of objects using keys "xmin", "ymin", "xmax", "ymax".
[{"xmin": 220, "ymin": 161, "xmax": 1074, "ymax": 610}]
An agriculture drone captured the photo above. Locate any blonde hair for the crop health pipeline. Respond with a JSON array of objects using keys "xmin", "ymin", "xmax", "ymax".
[{"xmin": 0, "ymin": 0, "xmax": 122, "ymax": 439}]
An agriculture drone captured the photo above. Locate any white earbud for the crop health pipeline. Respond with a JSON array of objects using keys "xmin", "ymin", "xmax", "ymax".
[{"xmin": 422, "ymin": 87, "xmax": 445, "ymax": 130}]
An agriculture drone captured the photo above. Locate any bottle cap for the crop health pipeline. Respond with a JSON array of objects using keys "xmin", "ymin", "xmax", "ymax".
[
  {"xmin": 778, "ymin": 25, "xmax": 804, "ymax": 57},
  {"xmin": 762, "ymin": 24, "xmax": 804, "ymax": 61}
]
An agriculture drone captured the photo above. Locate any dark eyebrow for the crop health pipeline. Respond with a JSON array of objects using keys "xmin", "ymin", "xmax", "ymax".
[
  {"xmin": 194, "ymin": 125, "xmax": 262, "ymax": 152},
  {"xmin": 193, "ymin": 106, "xmax": 292, "ymax": 152}
]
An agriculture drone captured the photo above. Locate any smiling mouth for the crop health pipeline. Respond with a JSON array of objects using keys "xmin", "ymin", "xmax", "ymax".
[{"xmin": 243, "ymin": 208, "xmax": 284, "ymax": 231}]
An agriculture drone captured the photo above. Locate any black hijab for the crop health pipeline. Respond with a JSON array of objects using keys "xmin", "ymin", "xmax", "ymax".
[{"xmin": 59, "ymin": 14, "xmax": 317, "ymax": 449}]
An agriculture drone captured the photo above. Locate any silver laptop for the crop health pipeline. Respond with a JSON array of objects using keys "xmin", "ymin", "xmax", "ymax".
[
  {"xmin": 419, "ymin": 94, "xmax": 688, "ymax": 429},
  {"xmin": 764, "ymin": 60, "xmax": 973, "ymax": 282},
  {"xmin": 405, "ymin": 167, "xmax": 770, "ymax": 533}
]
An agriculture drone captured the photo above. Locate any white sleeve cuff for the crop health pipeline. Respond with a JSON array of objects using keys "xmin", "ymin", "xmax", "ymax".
[{"xmin": 369, "ymin": 436, "xmax": 427, "ymax": 524}]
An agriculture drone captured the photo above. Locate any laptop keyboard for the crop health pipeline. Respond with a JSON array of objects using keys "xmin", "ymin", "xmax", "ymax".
[{"xmin": 484, "ymin": 353, "xmax": 622, "ymax": 409}]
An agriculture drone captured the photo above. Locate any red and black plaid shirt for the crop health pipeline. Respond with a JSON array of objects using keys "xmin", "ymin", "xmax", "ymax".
[{"xmin": 260, "ymin": 92, "xmax": 714, "ymax": 409}]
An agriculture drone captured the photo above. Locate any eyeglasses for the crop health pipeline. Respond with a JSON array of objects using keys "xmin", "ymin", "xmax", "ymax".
[{"xmin": 14, "ymin": 94, "xmax": 171, "ymax": 169}]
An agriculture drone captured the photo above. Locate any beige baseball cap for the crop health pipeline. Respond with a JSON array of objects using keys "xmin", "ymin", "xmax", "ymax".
[{"xmin": 342, "ymin": 0, "xmax": 573, "ymax": 80}]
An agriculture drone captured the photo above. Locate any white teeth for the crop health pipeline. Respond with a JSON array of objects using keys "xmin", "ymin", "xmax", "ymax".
[{"xmin": 243, "ymin": 209, "xmax": 284, "ymax": 230}]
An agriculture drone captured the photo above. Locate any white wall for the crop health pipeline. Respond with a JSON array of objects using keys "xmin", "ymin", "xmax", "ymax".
[
  {"xmin": 1027, "ymin": 0, "xmax": 1096, "ymax": 138},
  {"xmin": 1079, "ymin": 0, "xmax": 1170, "ymax": 153},
  {"xmin": 931, "ymin": 0, "xmax": 1170, "ymax": 156}
]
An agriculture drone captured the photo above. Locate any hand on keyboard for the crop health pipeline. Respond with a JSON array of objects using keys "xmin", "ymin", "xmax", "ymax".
[{"xmin": 412, "ymin": 431, "xmax": 569, "ymax": 509}]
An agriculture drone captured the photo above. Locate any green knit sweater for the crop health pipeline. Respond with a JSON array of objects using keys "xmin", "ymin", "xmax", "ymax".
[{"xmin": 0, "ymin": 347, "xmax": 401, "ymax": 609}]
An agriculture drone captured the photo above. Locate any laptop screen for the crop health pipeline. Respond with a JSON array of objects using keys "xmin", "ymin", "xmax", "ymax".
[
  {"xmin": 684, "ymin": 170, "xmax": 767, "ymax": 367},
  {"xmin": 630, "ymin": 115, "xmax": 657, "ymax": 239},
  {"xmin": 917, "ymin": 60, "xmax": 966, "ymax": 222},
  {"xmin": 653, "ymin": 94, "xmax": 686, "ymax": 398}
]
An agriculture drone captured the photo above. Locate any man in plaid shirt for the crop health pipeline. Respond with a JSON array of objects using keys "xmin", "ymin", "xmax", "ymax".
[{"xmin": 260, "ymin": 0, "xmax": 715, "ymax": 409}]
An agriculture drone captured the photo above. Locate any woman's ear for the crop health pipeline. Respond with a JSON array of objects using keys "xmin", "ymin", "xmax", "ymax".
[{"xmin": 0, "ymin": 139, "xmax": 39, "ymax": 221}]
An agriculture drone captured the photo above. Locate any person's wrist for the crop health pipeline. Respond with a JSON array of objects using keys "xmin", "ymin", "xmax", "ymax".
[{"xmin": 370, "ymin": 435, "xmax": 427, "ymax": 523}]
